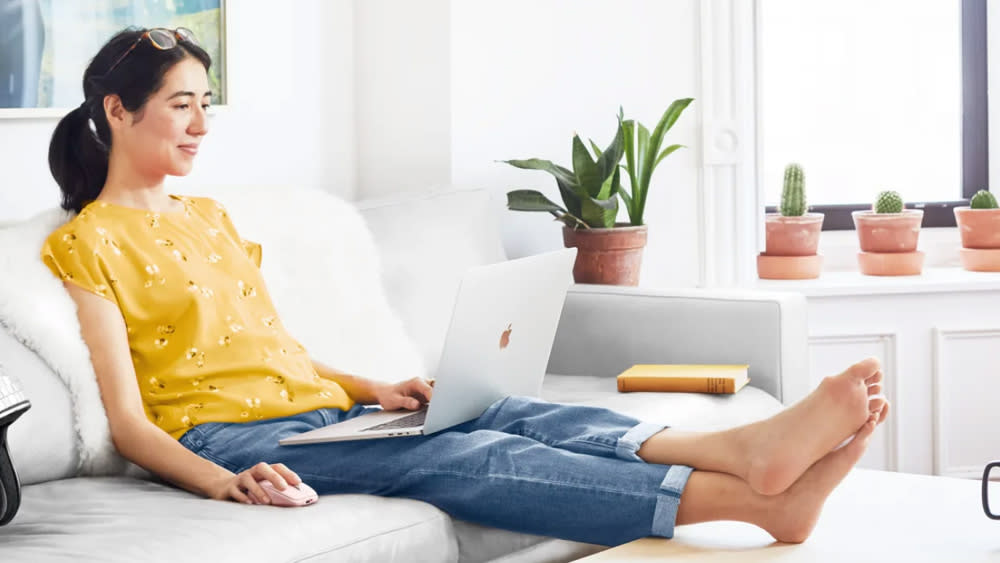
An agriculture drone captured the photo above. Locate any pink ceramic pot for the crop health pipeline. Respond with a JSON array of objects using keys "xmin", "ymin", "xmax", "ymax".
[
  {"xmin": 852, "ymin": 210, "xmax": 923, "ymax": 253},
  {"xmin": 764, "ymin": 213, "xmax": 825, "ymax": 256},
  {"xmin": 954, "ymin": 207, "xmax": 1000, "ymax": 249}
]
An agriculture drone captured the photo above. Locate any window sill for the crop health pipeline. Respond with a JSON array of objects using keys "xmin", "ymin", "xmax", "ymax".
[
  {"xmin": 746, "ymin": 226, "xmax": 1000, "ymax": 297},
  {"xmin": 750, "ymin": 266, "xmax": 1000, "ymax": 297}
]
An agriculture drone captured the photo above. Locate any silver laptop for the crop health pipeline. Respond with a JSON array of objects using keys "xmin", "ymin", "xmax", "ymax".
[{"xmin": 279, "ymin": 248, "xmax": 577, "ymax": 445}]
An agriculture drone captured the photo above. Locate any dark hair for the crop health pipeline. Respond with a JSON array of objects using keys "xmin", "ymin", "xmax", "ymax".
[{"xmin": 48, "ymin": 28, "xmax": 212, "ymax": 213}]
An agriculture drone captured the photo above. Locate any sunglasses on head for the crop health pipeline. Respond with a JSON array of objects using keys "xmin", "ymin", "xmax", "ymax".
[{"xmin": 104, "ymin": 27, "xmax": 199, "ymax": 77}]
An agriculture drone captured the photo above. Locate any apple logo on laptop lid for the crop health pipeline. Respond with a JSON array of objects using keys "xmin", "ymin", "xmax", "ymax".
[{"xmin": 499, "ymin": 324, "xmax": 512, "ymax": 350}]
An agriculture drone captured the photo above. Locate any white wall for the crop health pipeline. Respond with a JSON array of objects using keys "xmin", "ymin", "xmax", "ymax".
[
  {"xmin": 353, "ymin": 0, "xmax": 703, "ymax": 287},
  {"xmin": 354, "ymin": 0, "xmax": 451, "ymax": 198},
  {"xmin": 5, "ymin": 0, "xmax": 710, "ymax": 288},
  {"xmin": 0, "ymin": 0, "xmax": 357, "ymax": 223}
]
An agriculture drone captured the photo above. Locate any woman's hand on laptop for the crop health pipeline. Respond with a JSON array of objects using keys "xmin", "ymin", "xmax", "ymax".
[{"xmin": 373, "ymin": 377, "xmax": 434, "ymax": 411}]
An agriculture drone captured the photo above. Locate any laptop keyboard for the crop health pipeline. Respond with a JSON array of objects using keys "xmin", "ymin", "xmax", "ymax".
[{"xmin": 361, "ymin": 410, "xmax": 427, "ymax": 432}]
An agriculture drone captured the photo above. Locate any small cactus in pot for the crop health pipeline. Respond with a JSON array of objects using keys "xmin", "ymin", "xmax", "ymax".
[
  {"xmin": 852, "ymin": 189, "xmax": 925, "ymax": 275},
  {"xmin": 954, "ymin": 190, "xmax": 1000, "ymax": 265},
  {"xmin": 853, "ymin": 190, "xmax": 923, "ymax": 253},
  {"xmin": 763, "ymin": 163, "xmax": 824, "ymax": 257},
  {"xmin": 780, "ymin": 164, "xmax": 807, "ymax": 217},
  {"xmin": 874, "ymin": 190, "xmax": 904, "ymax": 214},
  {"xmin": 758, "ymin": 163, "xmax": 824, "ymax": 279}
]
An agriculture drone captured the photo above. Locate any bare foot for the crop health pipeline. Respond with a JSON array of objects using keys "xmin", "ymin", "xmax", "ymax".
[
  {"xmin": 740, "ymin": 357, "xmax": 886, "ymax": 496},
  {"xmin": 758, "ymin": 417, "xmax": 877, "ymax": 543}
]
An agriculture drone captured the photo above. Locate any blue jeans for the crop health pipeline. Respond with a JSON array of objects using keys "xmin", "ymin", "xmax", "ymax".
[{"xmin": 178, "ymin": 396, "xmax": 693, "ymax": 546}]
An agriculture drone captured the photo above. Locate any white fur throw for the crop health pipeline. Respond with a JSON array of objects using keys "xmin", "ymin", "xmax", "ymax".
[{"xmin": 0, "ymin": 185, "xmax": 426, "ymax": 476}]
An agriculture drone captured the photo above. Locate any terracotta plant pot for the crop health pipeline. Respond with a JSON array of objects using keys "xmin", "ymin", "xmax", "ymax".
[
  {"xmin": 852, "ymin": 209, "xmax": 924, "ymax": 275},
  {"xmin": 562, "ymin": 224, "xmax": 647, "ymax": 286},
  {"xmin": 852, "ymin": 210, "xmax": 923, "ymax": 253},
  {"xmin": 756, "ymin": 213, "xmax": 824, "ymax": 280},
  {"xmin": 764, "ymin": 213, "xmax": 825, "ymax": 256},
  {"xmin": 857, "ymin": 251, "xmax": 925, "ymax": 276},
  {"xmin": 757, "ymin": 253, "xmax": 823, "ymax": 280},
  {"xmin": 959, "ymin": 248, "xmax": 1000, "ymax": 272},
  {"xmin": 954, "ymin": 207, "xmax": 1000, "ymax": 249}
]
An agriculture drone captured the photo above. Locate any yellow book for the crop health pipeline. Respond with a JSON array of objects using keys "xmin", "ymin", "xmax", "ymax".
[{"xmin": 616, "ymin": 364, "xmax": 750, "ymax": 394}]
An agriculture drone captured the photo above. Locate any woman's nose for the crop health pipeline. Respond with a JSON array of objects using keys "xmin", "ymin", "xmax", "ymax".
[{"xmin": 189, "ymin": 106, "xmax": 209, "ymax": 136}]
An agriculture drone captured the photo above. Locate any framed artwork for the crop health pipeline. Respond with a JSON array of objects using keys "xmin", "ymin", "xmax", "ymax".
[{"xmin": 0, "ymin": 0, "xmax": 227, "ymax": 118}]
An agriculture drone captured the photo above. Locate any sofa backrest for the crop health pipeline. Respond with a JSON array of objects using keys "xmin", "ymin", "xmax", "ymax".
[{"xmin": 2, "ymin": 186, "xmax": 503, "ymax": 485}]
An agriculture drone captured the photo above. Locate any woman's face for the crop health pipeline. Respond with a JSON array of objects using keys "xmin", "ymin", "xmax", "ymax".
[{"xmin": 115, "ymin": 57, "xmax": 211, "ymax": 178}]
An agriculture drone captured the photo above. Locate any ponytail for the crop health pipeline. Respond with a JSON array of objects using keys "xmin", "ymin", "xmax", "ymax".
[{"xmin": 47, "ymin": 100, "xmax": 110, "ymax": 214}]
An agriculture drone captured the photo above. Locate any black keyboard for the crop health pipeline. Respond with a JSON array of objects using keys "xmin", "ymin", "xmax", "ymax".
[
  {"xmin": 0, "ymin": 366, "xmax": 31, "ymax": 526},
  {"xmin": 361, "ymin": 410, "xmax": 427, "ymax": 432}
]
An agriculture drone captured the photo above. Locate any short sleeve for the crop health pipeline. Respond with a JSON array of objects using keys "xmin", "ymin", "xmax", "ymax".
[
  {"xmin": 40, "ymin": 228, "xmax": 116, "ymax": 303},
  {"xmin": 242, "ymin": 239, "xmax": 262, "ymax": 268},
  {"xmin": 207, "ymin": 197, "xmax": 263, "ymax": 268}
]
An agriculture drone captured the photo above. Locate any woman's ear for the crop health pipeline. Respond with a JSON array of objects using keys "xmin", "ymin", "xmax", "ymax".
[{"xmin": 102, "ymin": 94, "xmax": 127, "ymax": 128}]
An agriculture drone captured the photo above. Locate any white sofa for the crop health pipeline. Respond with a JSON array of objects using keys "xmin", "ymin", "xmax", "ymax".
[{"xmin": 0, "ymin": 186, "xmax": 807, "ymax": 562}]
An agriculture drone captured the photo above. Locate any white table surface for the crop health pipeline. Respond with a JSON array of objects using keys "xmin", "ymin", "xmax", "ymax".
[{"xmin": 579, "ymin": 468, "xmax": 1000, "ymax": 562}]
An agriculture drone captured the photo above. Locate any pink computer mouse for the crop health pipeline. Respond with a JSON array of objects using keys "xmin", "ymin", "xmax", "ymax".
[{"xmin": 258, "ymin": 480, "xmax": 318, "ymax": 507}]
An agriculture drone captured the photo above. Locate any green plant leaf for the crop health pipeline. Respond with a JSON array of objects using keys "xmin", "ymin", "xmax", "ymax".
[
  {"xmin": 503, "ymin": 158, "xmax": 577, "ymax": 187},
  {"xmin": 503, "ymin": 158, "xmax": 587, "ymax": 215},
  {"xmin": 506, "ymin": 189, "xmax": 567, "ymax": 213},
  {"xmin": 620, "ymin": 120, "xmax": 639, "ymax": 223},
  {"xmin": 653, "ymin": 144, "xmax": 684, "ymax": 168},
  {"xmin": 640, "ymin": 98, "xmax": 693, "ymax": 195},
  {"xmin": 556, "ymin": 178, "xmax": 583, "ymax": 218},
  {"xmin": 589, "ymin": 139, "xmax": 603, "ymax": 159},
  {"xmin": 637, "ymin": 98, "xmax": 693, "ymax": 224},
  {"xmin": 581, "ymin": 193, "xmax": 619, "ymax": 228},
  {"xmin": 572, "ymin": 135, "xmax": 603, "ymax": 198},
  {"xmin": 636, "ymin": 123, "xmax": 650, "ymax": 190},
  {"xmin": 618, "ymin": 181, "xmax": 634, "ymax": 216},
  {"xmin": 507, "ymin": 189, "xmax": 588, "ymax": 229},
  {"xmin": 595, "ymin": 119, "xmax": 625, "ymax": 192},
  {"xmin": 597, "ymin": 163, "xmax": 621, "ymax": 200}
]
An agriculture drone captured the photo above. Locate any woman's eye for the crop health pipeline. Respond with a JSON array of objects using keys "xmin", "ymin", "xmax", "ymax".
[
  {"xmin": 175, "ymin": 104, "xmax": 189, "ymax": 110},
  {"xmin": 202, "ymin": 104, "xmax": 211, "ymax": 110}
]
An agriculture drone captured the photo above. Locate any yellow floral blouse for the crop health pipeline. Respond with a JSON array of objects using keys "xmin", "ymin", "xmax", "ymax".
[{"xmin": 40, "ymin": 195, "xmax": 353, "ymax": 440}]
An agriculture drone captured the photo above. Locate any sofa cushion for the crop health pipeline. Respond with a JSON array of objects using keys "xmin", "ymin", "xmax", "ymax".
[
  {"xmin": 540, "ymin": 374, "xmax": 784, "ymax": 431},
  {"xmin": 2, "ymin": 477, "xmax": 457, "ymax": 563},
  {"xmin": 1, "ymin": 328, "xmax": 77, "ymax": 485},
  {"xmin": 357, "ymin": 188, "xmax": 507, "ymax": 374}
]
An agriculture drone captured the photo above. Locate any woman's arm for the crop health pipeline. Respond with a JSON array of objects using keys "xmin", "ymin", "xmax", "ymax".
[
  {"xmin": 311, "ymin": 361, "xmax": 385, "ymax": 404},
  {"xmin": 64, "ymin": 283, "xmax": 296, "ymax": 504},
  {"xmin": 312, "ymin": 360, "xmax": 433, "ymax": 410}
]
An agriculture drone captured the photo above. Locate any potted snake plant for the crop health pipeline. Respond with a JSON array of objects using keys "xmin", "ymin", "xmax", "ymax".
[
  {"xmin": 504, "ymin": 99, "xmax": 693, "ymax": 286},
  {"xmin": 954, "ymin": 189, "xmax": 1000, "ymax": 271}
]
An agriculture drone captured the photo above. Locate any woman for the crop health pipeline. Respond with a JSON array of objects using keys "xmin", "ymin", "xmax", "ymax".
[{"xmin": 42, "ymin": 27, "xmax": 888, "ymax": 546}]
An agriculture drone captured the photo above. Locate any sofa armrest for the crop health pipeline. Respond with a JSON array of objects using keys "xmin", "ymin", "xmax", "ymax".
[{"xmin": 546, "ymin": 285, "xmax": 810, "ymax": 404}]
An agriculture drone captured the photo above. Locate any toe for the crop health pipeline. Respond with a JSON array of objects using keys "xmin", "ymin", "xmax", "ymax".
[
  {"xmin": 847, "ymin": 358, "xmax": 881, "ymax": 382},
  {"xmin": 865, "ymin": 370, "xmax": 883, "ymax": 387},
  {"xmin": 867, "ymin": 382, "xmax": 882, "ymax": 396},
  {"xmin": 868, "ymin": 396, "xmax": 887, "ymax": 413},
  {"xmin": 877, "ymin": 402, "xmax": 890, "ymax": 424}
]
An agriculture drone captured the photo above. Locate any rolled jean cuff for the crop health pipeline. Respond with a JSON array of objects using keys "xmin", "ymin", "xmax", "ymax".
[
  {"xmin": 615, "ymin": 421, "xmax": 667, "ymax": 462},
  {"xmin": 651, "ymin": 464, "xmax": 694, "ymax": 539}
]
